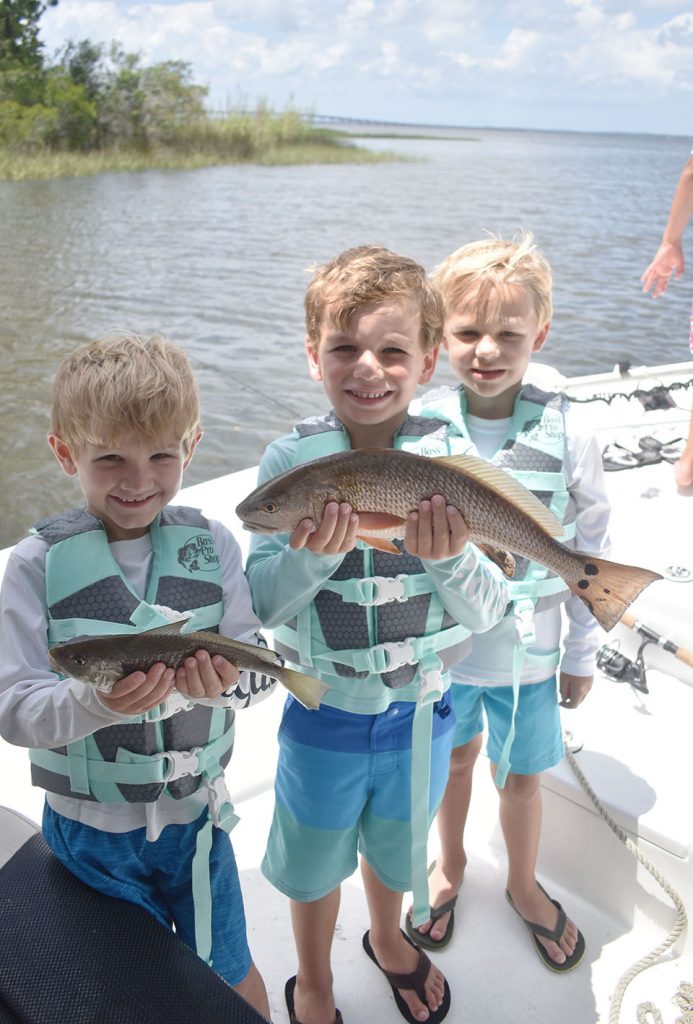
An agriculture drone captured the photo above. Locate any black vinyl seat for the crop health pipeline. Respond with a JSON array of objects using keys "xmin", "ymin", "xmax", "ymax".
[{"xmin": 0, "ymin": 807, "xmax": 269, "ymax": 1024}]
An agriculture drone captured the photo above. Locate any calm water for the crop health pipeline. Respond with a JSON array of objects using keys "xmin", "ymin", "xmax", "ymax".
[{"xmin": 1, "ymin": 128, "xmax": 691, "ymax": 548}]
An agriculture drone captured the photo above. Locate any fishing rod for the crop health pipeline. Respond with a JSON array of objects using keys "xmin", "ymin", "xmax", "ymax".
[{"xmin": 597, "ymin": 613, "xmax": 693, "ymax": 693}]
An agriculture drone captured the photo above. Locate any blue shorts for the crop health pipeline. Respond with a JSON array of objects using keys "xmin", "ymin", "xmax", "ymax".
[
  {"xmin": 450, "ymin": 677, "xmax": 564, "ymax": 775},
  {"xmin": 262, "ymin": 694, "xmax": 455, "ymax": 901},
  {"xmin": 42, "ymin": 804, "xmax": 252, "ymax": 986}
]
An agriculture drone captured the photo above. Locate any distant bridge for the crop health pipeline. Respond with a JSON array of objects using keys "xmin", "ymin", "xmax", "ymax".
[{"xmin": 207, "ymin": 110, "xmax": 470, "ymax": 132}]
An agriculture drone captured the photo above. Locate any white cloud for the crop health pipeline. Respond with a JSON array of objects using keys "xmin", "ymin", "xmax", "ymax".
[{"xmin": 37, "ymin": 0, "xmax": 692, "ymax": 132}]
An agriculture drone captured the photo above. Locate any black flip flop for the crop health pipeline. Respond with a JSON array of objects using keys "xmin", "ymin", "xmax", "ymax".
[
  {"xmin": 659, "ymin": 438, "xmax": 686, "ymax": 464},
  {"xmin": 284, "ymin": 976, "xmax": 343, "ymax": 1024},
  {"xmin": 602, "ymin": 443, "xmax": 661, "ymax": 471},
  {"xmin": 506, "ymin": 886, "xmax": 586, "ymax": 973},
  {"xmin": 404, "ymin": 894, "xmax": 457, "ymax": 950},
  {"xmin": 362, "ymin": 929, "xmax": 451, "ymax": 1024}
]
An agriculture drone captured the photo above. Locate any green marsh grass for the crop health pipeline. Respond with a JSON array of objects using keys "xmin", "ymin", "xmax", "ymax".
[{"xmin": 0, "ymin": 111, "xmax": 402, "ymax": 181}]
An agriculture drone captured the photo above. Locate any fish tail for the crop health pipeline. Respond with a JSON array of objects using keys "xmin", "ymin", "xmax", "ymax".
[
  {"xmin": 278, "ymin": 667, "xmax": 330, "ymax": 710},
  {"xmin": 568, "ymin": 554, "xmax": 662, "ymax": 631}
]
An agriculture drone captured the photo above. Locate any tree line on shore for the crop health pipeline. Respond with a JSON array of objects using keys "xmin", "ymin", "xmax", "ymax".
[{"xmin": 0, "ymin": 0, "xmax": 368, "ymax": 169}]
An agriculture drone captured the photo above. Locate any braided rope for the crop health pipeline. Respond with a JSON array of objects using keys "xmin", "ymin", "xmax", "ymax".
[{"xmin": 564, "ymin": 749, "xmax": 689, "ymax": 1024}]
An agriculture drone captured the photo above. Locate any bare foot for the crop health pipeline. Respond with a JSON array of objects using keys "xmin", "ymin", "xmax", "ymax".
[
  {"xmin": 674, "ymin": 457, "xmax": 693, "ymax": 491},
  {"xmin": 507, "ymin": 881, "xmax": 579, "ymax": 966},
  {"xmin": 367, "ymin": 930, "xmax": 446, "ymax": 1022},
  {"xmin": 408, "ymin": 856, "xmax": 465, "ymax": 944}
]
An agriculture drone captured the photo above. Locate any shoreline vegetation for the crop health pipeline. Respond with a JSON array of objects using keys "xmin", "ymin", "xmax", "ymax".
[
  {"xmin": 0, "ymin": 112, "xmax": 403, "ymax": 181},
  {"xmin": 0, "ymin": 19, "xmax": 401, "ymax": 182}
]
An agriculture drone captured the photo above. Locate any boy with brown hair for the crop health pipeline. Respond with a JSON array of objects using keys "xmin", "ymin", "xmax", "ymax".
[
  {"xmin": 246, "ymin": 245, "xmax": 509, "ymax": 1024},
  {"xmin": 407, "ymin": 235, "xmax": 610, "ymax": 973},
  {"xmin": 0, "ymin": 332, "xmax": 274, "ymax": 1018}
]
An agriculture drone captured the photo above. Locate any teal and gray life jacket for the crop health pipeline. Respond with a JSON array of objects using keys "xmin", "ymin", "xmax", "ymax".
[
  {"xmin": 29, "ymin": 506, "xmax": 235, "ymax": 804},
  {"xmin": 272, "ymin": 411, "xmax": 474, "ymax": 708},
  {"xmin": 417, "ymin": 384, "xmax": 574, "ymax": 785},
  {"xmin": 271, "ymin": 411, "xmax": 475, "ymax": 928}
]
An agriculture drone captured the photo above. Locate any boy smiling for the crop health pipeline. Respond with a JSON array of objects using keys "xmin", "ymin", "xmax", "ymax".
[
  {"xmin": 0, "ymin": 332, "xmax": 275, "ymax": 1017},
  {"xmin": 408, "ymin": 236, "xmax": 609, "ymax": 978},
  {"xmin": 246, "ymin": 245, "xmax": 508, "ymax": 1024}
]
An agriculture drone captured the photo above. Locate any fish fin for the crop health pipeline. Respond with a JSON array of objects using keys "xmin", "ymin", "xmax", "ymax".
[
  {"xmin": 357, "ymin": 512, "xmax": 407, "ymax": 530},
  {"xmin": 357, "ymin": 535, "xmax": 402, "ymax": 554},
  {"xmin": 137, "ymin": 619, "xmax": 191, "ymax": 637},
  {"xmin": 433, "ymin": 453, "xmax": 564, "ymax": 538},
  {"xmin": 567, "ymin": 554, "xmax": 662, "ymax": 631},
  {"xmin": 478, "ymin": 544, "xmax": 516, "ymax": 577},
  {"xmin": 214, "ymin": 634, "xmax": 282, "ymax": 664},
  {"xmin": 279, "ymin": 668, "xmax": 330, "ymax": 710}
]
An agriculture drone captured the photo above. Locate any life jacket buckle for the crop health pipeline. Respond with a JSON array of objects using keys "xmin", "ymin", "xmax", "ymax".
[
  {"xmin": 203, "ymin": 775, "xmax": 238, "ymax": 830},
  {"xmin": 163, "ymin": 747, "xmax": 202, "ymax": 782},
  {"xmin": 380, "ymin": 639, "xmax": 417, "ymax": 671},
  {"xmin": 359, "ymin": 574, "xmax": 408, "ymax": 607}
]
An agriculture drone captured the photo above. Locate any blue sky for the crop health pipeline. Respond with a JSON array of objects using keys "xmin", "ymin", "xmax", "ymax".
[{"xmin": 40, "ymin": 1, "xmax": 693, "ymax": 136}]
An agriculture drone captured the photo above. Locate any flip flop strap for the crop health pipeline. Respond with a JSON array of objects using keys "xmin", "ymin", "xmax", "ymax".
[
  {"xmin": 527, "ymin": 900, "xmax": 567, "ymax": 943},
  {"xmin": 429, "ymin": 896, "xmax": 457, "ymax": 922},
  {"xmin": 380, "ymin": 948, "xmax": 431, "ymax": 994}
]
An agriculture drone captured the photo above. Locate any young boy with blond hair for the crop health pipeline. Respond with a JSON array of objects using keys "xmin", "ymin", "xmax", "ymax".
[
  {"xmin": 245, "ymin": 245, "xmax": 509, "ymax": 1024},
  {"xmin": 407, "ymin": 235, "xmax": 610, "ymax": 972},
  {"xmin": 0, "ymin": 332, "xmax": 274, "ymax": 1018}
]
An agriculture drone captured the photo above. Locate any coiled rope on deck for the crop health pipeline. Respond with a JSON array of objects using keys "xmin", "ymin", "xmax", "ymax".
[{"xmin": 564, "ymin": 748, "xmax": 690, "ymax": 1024}]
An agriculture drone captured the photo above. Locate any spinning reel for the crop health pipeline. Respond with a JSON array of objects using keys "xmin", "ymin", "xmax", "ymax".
[{"xmin": 597, "ymin": 640, "xmax": 651, "ymax": 694}]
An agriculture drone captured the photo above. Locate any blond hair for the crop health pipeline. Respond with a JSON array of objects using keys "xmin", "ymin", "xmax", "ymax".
[
  {"xmin": 51, "ymin": 332, "xmax": 200, "ymax": 452},
  {"xmin": 305, "ymin": 244, "xmax": 443, "ymax": 352},
  {"xmin": 433, "ymin": 234, "xmax": 553, "ymax": 326}
]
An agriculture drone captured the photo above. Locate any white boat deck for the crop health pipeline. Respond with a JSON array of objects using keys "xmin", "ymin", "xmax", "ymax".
[{"xmin": 1, "ymin": 362, "xmax": 692, "ymax": 1024}]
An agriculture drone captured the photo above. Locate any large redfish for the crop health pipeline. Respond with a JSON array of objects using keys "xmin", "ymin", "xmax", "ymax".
[
  {"xmin": 236, "ymin": 448, "xmax": 661, "ymax": 631},
  {"xmin": 48, "ymin": 620, "xmax": 329, "ymax": 710}
]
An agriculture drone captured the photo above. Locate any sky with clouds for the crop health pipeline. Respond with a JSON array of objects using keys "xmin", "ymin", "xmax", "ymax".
[{"xmin": 39, "ymin": 0, "xmax": 692, "ymax": 136}]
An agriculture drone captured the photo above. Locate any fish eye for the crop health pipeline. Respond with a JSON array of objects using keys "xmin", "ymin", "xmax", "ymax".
[
  {"xmin": 263, "ymin": 501, "xmax": 279, "ymax": 514},
  {"xmin": 74, "ymin": 656, "xmax": 86, "ymax": 666}
]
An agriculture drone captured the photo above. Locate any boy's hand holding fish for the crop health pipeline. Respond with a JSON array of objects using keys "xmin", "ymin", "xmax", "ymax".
[
  {"xmin": 290, "ymin": 501, "xmax": 360, "ymax": 554},
  {"xmin": 174, "ymin": 649, "xmax": 241, "ymax": 701},
  {"xmin": 98, "ymin": 662, "xmax": 176, "ymax": 715},
  {"xmin": 95, "ymin": 650, "xmax": 242, "ymax": 713},
  {"xmin": 404, "ymin": 494, "xmax": 469, "ymax": 560},
  {"xmin": 290, "ymin": 494, "xmax": 471, "ymax": 561}
]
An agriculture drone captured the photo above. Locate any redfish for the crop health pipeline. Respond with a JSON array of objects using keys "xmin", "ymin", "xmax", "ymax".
[{"xmin": 236, "ymin": 448, "xmax": 661, "ymax": 631}]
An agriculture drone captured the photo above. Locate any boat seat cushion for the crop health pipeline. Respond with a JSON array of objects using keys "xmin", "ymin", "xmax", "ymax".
[{"xmin": 0, "ymin": 809, "xmax": 267, "ymax": 1024}]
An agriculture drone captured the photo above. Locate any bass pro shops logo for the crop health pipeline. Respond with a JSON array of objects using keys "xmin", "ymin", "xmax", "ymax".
[{"xmin": 178, "ymin": 535, "xmax": 221, "ymax": 574}]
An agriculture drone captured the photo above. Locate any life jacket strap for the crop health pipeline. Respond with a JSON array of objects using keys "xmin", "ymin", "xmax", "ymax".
[{"xmin": 322, "ymin": 573, "xmax": 436, "ymax": 607}]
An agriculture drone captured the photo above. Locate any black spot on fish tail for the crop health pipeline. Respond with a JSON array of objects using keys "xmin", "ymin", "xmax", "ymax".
[
  {"xmin": 584, "ymin": 563, "xmax": 599, "ymax": 575},
  {"xmin": 578, "ymin": 580, "xmax": 590, "ymax": 590}
]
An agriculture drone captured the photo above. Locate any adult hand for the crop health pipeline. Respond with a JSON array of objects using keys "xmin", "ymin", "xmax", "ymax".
[
  {"xmin": 289, "ymin": 501, "xmax": 359, "ymax": 555},
  {"xmin": 175, "ymin": 651, "xmax": 240, "ymax": 699},
  {"xmin": 99, "ymin": 662, "xmax": 175, "ymax": 715},
  {"xmin": 404, "ymin": 494, "xmax": 469, "ymax": 560},
  {"xmin": 641, "ymin": 241, "xmax": 685, "ymax": 297}
]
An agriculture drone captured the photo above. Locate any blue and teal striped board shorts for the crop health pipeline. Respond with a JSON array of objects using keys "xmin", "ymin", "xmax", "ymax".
[{"xmin": 262, "ymin": 693, "xmax": 455, "ymax": 901}]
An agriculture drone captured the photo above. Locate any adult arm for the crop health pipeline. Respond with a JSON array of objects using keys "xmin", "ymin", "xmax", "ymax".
[{"xmin": 641, "ymin": 152, "xmax": 693, "ymax": 297}]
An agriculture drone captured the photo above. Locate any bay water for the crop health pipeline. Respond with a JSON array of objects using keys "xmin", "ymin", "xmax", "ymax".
[{"xmin": 1, "ymin": 128, "xmax": 691, "ymax": 548}]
